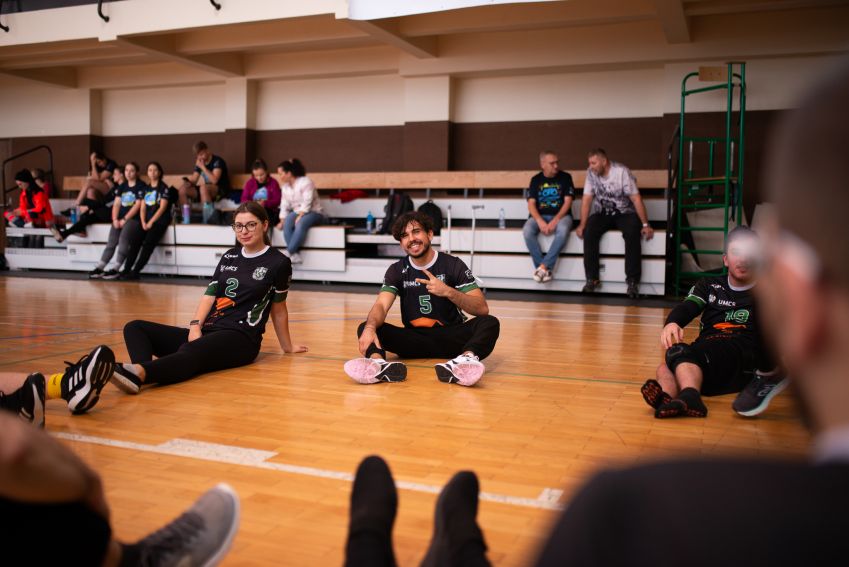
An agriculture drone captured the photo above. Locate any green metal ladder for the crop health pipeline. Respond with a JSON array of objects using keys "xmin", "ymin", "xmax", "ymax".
[{"xmin": 672, "ymin": 61, "xmax": 747, "ymax": 296}]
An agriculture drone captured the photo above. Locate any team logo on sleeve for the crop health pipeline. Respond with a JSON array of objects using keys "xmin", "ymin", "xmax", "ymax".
[{"xmin": 253, "ymin": 267, "xmax": 268, "ymax": 280}]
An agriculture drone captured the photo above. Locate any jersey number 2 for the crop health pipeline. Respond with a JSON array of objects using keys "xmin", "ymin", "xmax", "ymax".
[
  {"xmin": 419, "ymin": 294, "xmax": 432, "ymax": 314},
  {"xmin": 225, "ymin": 278, "xmax": 239, "ymax": 298}
]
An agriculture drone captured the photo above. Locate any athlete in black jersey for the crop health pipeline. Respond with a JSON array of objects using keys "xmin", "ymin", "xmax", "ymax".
[
  {"xmin": 106, "ymin": 201, "xmax": 307, "ymax": 395},
  {"xmin": 345, "ymin": 211, "xmax": 500, "ymax": 386},
  {"xmin": 641, "ymin": 227, "xmax": 785, "ymax": 418}
]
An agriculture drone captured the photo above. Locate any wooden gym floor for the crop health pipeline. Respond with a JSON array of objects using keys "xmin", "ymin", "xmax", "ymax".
[{"xmin": 0, "ymin": 274, "xmax": 809, "ymax": 566}]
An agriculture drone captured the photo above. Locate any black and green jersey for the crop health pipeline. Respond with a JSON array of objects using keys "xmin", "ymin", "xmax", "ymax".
[
  {"xmin": 667, "ymin": 276, "xmax": 758, "ymax": 339},
  {"xmin": 203, "ymin": 246, "xmax": 291, "ymax": 345},
  {"xmin": 381, "ymin": 251, "xmax": 478, "ymax": 328}
]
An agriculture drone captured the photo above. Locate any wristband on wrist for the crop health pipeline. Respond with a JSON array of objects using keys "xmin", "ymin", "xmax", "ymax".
[
  {"xmin": 642, "ymin": 223, "xmax": 649, "ymax": 228},
  {"xmin": 189, "ymin": 320, "xmax": 200, "ymax": 326}
]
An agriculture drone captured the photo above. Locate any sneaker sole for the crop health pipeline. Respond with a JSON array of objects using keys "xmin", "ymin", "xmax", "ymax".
[
  {"xmin": 110, "ymin": 368, "xmax": 141, "ymax": 394},
  {"xmin": 434, "ymin": 363, "xmax": 484, "ymax": 387},
  {"xmin": 69, "ymin": 346, "xmax": 116, "ymax": 415},
  {"xmin": 344, "ymin": 359, "xmax": 407, "ymax": 384},
  {"xmin": 734, "ymin": 379, "xmax": 790, "ymax": 417}
]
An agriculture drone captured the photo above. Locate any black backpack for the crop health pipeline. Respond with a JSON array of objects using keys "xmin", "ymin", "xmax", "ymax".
[
  {"xmin": 418, "ymin": 200, "xmax": 443, "ymax": 235},
  {"xmin": 380, "ymin": 193, "xmax": 414, "ymax": 234}
]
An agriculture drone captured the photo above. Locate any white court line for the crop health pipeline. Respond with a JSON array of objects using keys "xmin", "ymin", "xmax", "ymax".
[{"xmin": 54, "ymin": 433, "xmax": 565, "ymax": 511}]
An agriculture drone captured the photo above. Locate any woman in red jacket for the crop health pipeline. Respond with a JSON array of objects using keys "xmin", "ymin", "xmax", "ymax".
[{"xmin": 4, "ymin": 169, "xmax": 54, "ymax": 228}]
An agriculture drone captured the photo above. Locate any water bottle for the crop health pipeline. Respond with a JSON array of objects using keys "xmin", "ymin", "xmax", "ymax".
[
  {"xmin": 181, "ymin": 203, "xmax": 191, "ymax": 225},
  {"xmin": 366, "ymin": 210, "xmax": 374, "ymax": 234},
  {"xmin": 498, "ymin": 208, "xmax": 506, "ymax": 230},
  {"xmin": 69, "ymin": 207, "xmax": 78, "ymax": 224}
]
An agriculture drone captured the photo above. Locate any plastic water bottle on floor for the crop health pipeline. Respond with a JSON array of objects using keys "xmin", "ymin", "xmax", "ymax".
[
  {"xmin": 366, "ymin": 210, "xmax": 374, "ymax": 234},
  {"xmin": 69, "ymin": 207, "xmax": 78, "ymax": 224},
  {"xmin": 498, "ymin": 208, "xmax": 506, "ymax": 230},
  {"xmin": 182, "ymin": 203, "xmax": 191, "ymax": 224}
]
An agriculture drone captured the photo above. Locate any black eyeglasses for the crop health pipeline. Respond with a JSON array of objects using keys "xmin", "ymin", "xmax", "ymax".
[{"xmin": 232, "ymin": 221, "xmax": 260, "ymax": 232}]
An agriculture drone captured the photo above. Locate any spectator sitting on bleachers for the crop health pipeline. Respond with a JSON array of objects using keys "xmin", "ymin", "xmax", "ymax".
[
  {"xmin": 50, "ymin": 168, "xmax": 122, "ymax": 243},
  {"xmin": 29, "ymin": 168, "xmax": 53, "ymax": 197},
  {"xmin": 117, "ymin": 162, "xmax": 177, "ymax": 281},
  {"xmin": 641, "ymin": 226, "xmax": 786, "ymax": 419},
  {"xmin": 241, "ymin": 159, "xmax": 281, "ymax": 225},
  {"xmin": 64, "ymin": 152, "xmax": 118, "ymax": 216},
  {"xmin": 4, "ymin": 169, "xmax": 54, "ymax": 228},
  {"xmin": 575, "ymin": 148, "xmax": 654, "ymax": 298},
  {"xmin": 275, "ymin": 158, "xmax": 325, "ymax": 264},
  {"xmin": 177, "ymin": 140, "xmax": 231, "ymax": 224},
  {"xmin": 523, "ymin": 150, "xmax": 575, "ymax": 283},
  {"xmin": 89, "ymin": 163, "xmax": 145, "ymax": 280}
]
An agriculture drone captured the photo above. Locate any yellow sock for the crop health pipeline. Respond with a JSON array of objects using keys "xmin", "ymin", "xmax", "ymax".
[{"xmin": 47, "ymin": 372, "xmax": 64, "ymax": 400}]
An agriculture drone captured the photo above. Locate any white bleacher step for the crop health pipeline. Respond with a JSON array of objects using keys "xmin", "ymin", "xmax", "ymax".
[
  {"xmin": 323, "ymin": 197, "xmax": 667, "ymax": 222},
  {"xmin": 441, "ymin": 228, "xmax": 665, "ymax": 256}
]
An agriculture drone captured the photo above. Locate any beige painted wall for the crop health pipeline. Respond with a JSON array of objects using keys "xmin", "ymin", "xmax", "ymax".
[
  {"xmin": 100, "ymin": 84, "xmax": 226, "ymax": 136},
  {"xmin": 0, "ymin": 78, "xmax": 95, "ymax": 137},
  {"xmin": 255, "ymin": 74, "xmax": 405, "ymax": 130}
]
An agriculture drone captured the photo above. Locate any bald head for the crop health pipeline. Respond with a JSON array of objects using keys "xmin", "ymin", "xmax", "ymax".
[{"xmin": 767, "ymin": 62, "xmax": 849, "ymax": 288}]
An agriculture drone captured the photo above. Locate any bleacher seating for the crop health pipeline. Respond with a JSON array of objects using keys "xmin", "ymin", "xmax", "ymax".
[{"xmin": 4, "ymin": 170, "xmax": 670, "ymax": 295}]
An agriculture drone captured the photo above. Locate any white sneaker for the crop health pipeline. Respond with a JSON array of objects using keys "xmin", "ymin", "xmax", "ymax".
[
  {"xmin": 541, "ymin": 269, "xmax": 553, "ymax": 283},
  {"xmin": 50, "ymin": 226, "xmax": 64, "ymax": 242},
  {"xmin": 435, "ymin": 354, "xmax": 485, "ymax": 387},
  {"xmin": 532, "ymin": 268, "xmax": 544, "ymax": 283},
  {"xmin": 290, "ymin": 252, "xmax": 303, "ymax": 264},
  {"xmin": 344, "ymin": 358, "xmax": 407, "ymax": 384}
]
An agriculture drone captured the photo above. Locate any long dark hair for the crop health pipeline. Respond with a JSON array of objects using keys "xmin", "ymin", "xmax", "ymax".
[
  {"xmin": 278, "ymin": 158, "xmax": 306, "ymax": 178},
  {"xmin": 234, "ymin": 201, "xmax": 271, "ymax": 246}
]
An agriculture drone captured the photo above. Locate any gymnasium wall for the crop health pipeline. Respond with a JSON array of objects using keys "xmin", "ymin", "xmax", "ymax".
[{"xmin": 1, "ymin": 3, "xmax": 847, "ymax": 207}]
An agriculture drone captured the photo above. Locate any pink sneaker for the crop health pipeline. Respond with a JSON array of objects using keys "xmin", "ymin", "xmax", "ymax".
[
  {"xmin": 434, "ymin": 354, "xmax": 485, "ymax": 387},
  {"xmin": 344, "ymin": 358, "xmax": 407, "ymax": 384}
]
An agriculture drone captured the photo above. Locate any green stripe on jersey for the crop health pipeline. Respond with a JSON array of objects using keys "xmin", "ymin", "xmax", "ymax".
[
  {"xmin": 273, "ymin": 288, "xmax": 289, "ymax": 303},
  {"xmin": 381, "ymin": 285, "xmax": 398, "ymax": 295},
  {"xmin": 205, "ymin": 281, "xmax": 219, "ymax": 296},
  {"xmin": 685, "ymin": 294, "xmax": 706, "ymax": 307},
  {"xmin": 458, "ymin": 283, "xmax": 479, "ymax": 293}
]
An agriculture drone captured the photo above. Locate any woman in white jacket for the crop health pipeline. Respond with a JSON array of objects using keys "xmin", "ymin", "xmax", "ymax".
[{"xmin": 275, "ymin": 158, "xmax": 325, "ymax": 264}]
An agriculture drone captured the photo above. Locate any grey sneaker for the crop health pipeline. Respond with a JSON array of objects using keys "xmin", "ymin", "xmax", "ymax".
[
  {"xmin": 732, "ymin": 371, "xmax": 789, "ymax": 417},
  {"xmin": 133, "ymin": 483, "xmax": 240, "ymax": 567}
]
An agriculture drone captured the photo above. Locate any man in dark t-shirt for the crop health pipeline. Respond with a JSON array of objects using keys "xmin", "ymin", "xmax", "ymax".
[
  {"xmin": 177, "ymin": 140, "xmax": 231, "ymax": 224},
  {"xmin": 641, "ymin": 227, "xmax": 786, "ymax": 419},
  {"xmin": 524, "ymin": 150, "xmax": 575, "ymax": 283},
  {"xmin": 344, "ymin": 211, "xmax": 500, "ymax": 387}
]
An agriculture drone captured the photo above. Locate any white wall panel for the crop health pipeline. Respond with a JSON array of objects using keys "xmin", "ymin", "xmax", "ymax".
[
  {"xmin": 0, "ymin": 80, "xmax": 94, "ymax": 137},
  {"xmin": 255, "ymin": 75, "xmax": 404, "ymax": 130},
  {"xmin": 100, "ymin": 84, "xmax": 226, "ymax": 136},
  {"xmin": 453, "ymin": 68, "xmax": 667, "ymax": 123}
]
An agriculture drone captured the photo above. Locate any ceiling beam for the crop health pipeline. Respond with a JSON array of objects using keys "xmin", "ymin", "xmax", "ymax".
[
  {"xmin": 115, "ymin": 35, "xmax": 244, "ymax": 77},
  {"xmin": 653, "ymin": 0, "xmax": 690, "ymax": 43},
  {"xmin": 345, "ymin": 20, "xmax": 437, "ymax": 58},
  {"xmin": 0, "ymin": 66, "xmax": 77, "ymax": 88}
]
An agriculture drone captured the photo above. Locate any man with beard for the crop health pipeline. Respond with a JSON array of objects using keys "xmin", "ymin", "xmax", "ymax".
[
  {"xmin": 344, "ymin": 211, "xmax": 500, "ymax": 387},
  {"xmin": 575, "ymin": 148, "xmax": 653, "ymax": 298},
  {"xmin": 641, "ymin": 226, "xmax": 786, "ymax": 418}
]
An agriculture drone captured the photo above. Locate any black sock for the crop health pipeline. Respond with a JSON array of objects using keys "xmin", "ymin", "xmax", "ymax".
[
  {"xmin": 345, "ymin": 455, "xmax": 397, "ymax": 567},
  {"xmin": 421, "ymin": 471, "xmax": 489, "ymax": 567},
  {"xmin": 678, "ymin": 387, "xmax": 708, "ymax": 417}
]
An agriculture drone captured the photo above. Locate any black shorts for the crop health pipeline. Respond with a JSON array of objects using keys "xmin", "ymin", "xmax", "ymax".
[
  {"xmin": 0, "ymin": 498, "xmax": 111, "ymax": 564},
  {"xmin": 675, "ymin": 336, "xmax": 758, "ymax": 396}
]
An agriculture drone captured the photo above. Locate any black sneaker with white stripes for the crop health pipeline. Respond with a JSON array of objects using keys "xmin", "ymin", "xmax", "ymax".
[
  {"xmin": 61, "ymin": 345, "xmax": 116, "ymax": 415},
  {"xmin": 0, "ymin": 373, "xmax": 46, "ymax": 428}
]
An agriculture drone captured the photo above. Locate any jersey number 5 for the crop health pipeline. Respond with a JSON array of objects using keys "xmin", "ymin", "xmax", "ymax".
[{"xmin": 419, "ymin": 294, "xmax": 432, "ymax": 314}]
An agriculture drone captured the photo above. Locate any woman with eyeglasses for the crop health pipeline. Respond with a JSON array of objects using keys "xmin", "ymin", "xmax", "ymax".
[{"xmin": 107, "ymin": 201, "xmax": 308, "ymax": 396}]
